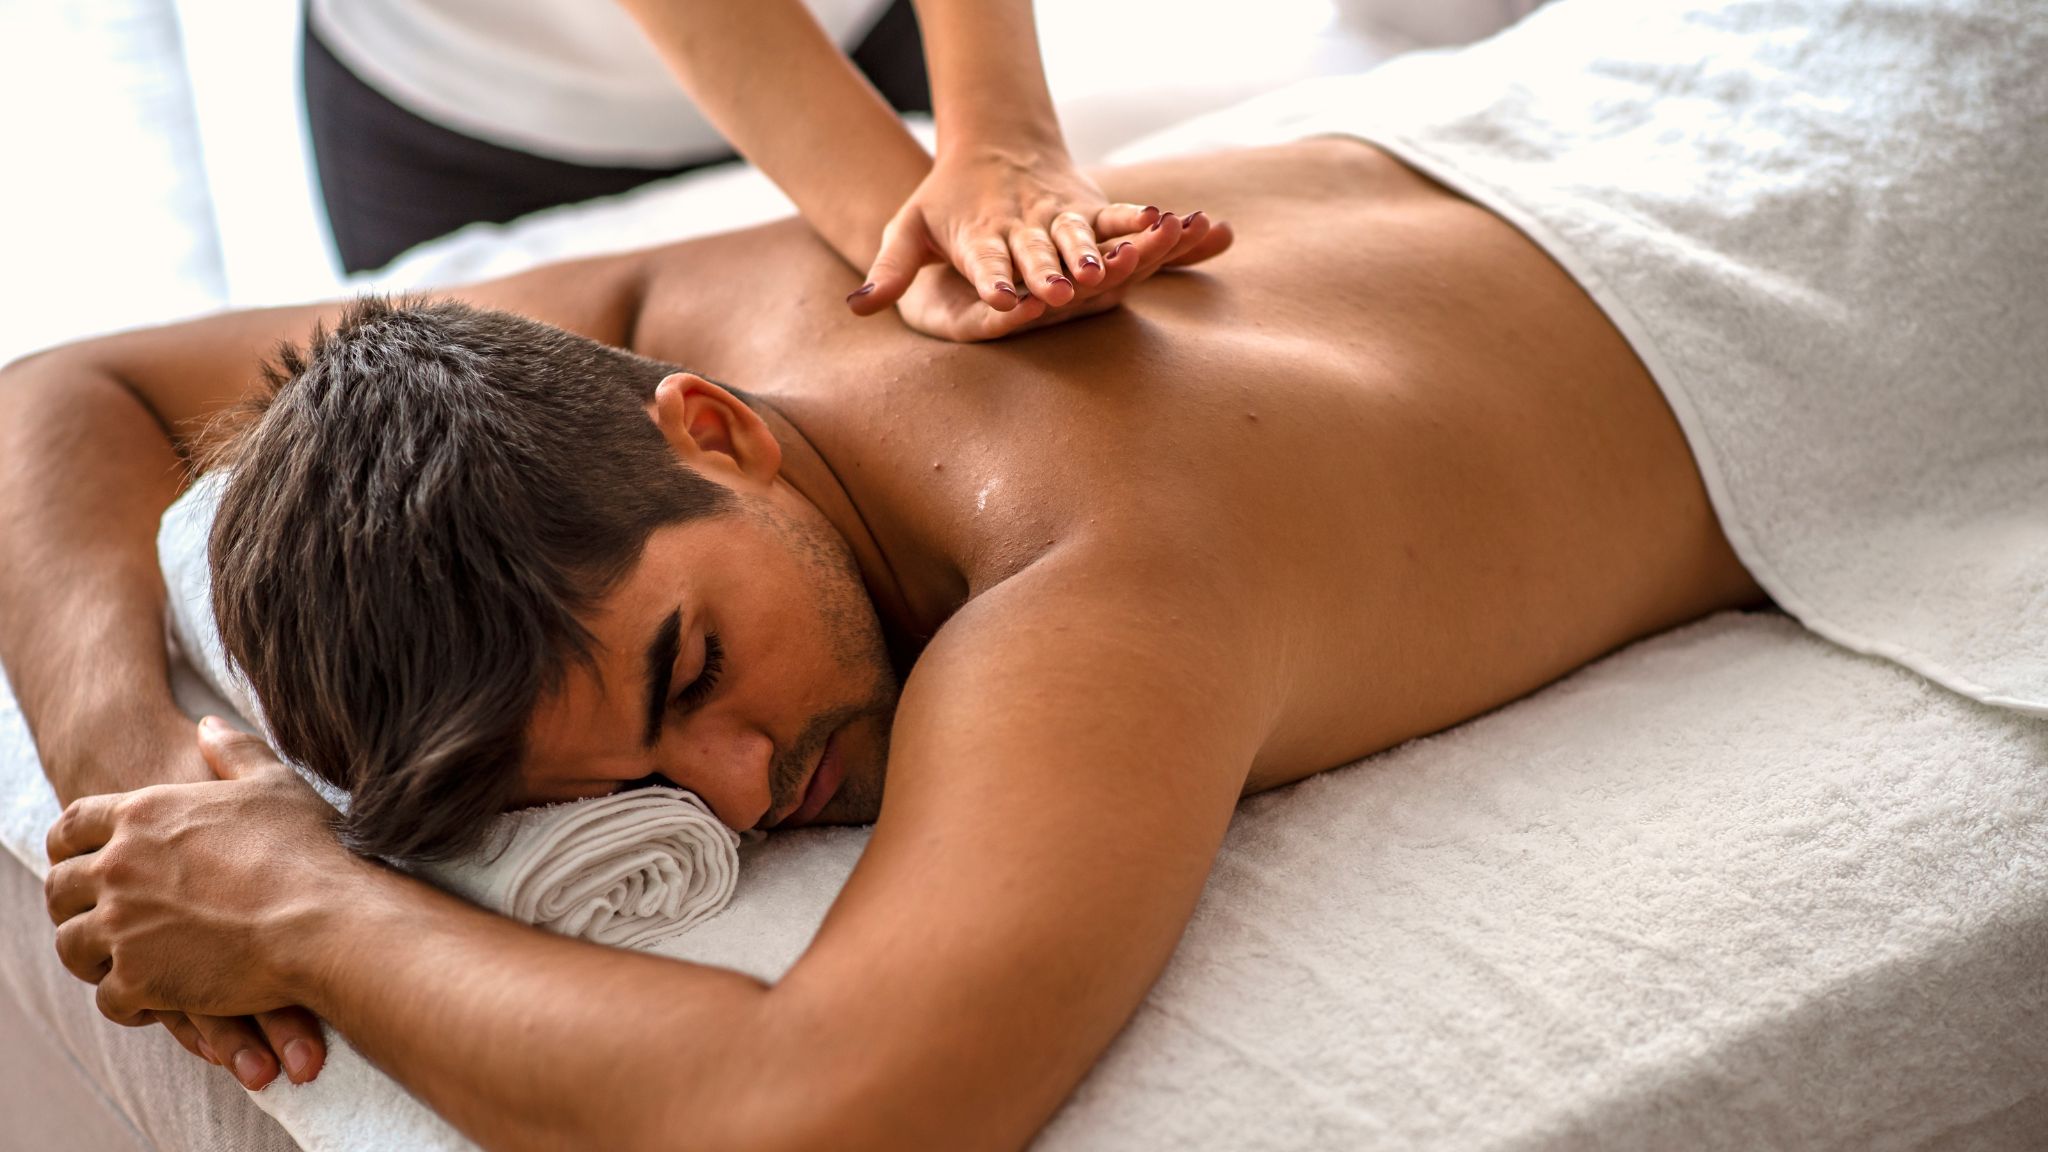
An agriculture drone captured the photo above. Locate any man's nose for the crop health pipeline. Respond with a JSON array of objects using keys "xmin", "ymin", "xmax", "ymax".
[{"xmin": 657, "ymin": 712, "xmax": 777, "ymax": 831}]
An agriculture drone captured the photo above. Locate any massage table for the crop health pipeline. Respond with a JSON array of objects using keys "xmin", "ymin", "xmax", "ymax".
[{"xmin": 3, "ymin": 1, "xmax": 2042, "ymax": 1149}]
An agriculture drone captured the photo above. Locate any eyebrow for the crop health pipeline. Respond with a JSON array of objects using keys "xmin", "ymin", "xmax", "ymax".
[{"xmin": 642, "ymin": 607, "xmax": 683, "ymax": 749}]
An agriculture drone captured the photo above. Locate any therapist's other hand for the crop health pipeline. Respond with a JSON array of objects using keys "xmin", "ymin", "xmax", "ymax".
[
  {"xmin": 885, "ymin": 206, "xmax": 1234, "ymax": 342},
  {"xmin": 44, "ymin": 717, "xmax": 346, "ymax": 1089}
]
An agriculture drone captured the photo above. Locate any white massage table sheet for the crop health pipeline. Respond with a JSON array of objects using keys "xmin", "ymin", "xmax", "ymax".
[
  {"xmin": 323, "ymin": 622, "xmax": 2048, "ymax": 1152},
  {"xmin": 6, "ymin": 610, "xmax": 2045, "ymax": 1151}
]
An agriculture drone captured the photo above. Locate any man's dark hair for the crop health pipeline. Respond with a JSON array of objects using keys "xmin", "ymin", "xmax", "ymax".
[{"xmin": 203, "ymin": 297, "xmax": 733, "ymax": 862}]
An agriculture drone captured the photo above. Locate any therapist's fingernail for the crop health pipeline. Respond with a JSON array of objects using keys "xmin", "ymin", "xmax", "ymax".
[
  {"xmin": 1080, "ymin": 254, "xmax": 1101, "ymax": 271},
  {"xmin": 1184, "ymin": 211, "xmax": 1206, "ymax": 228},
  {"xmin": 284, "ymin": 1038, "xmax": 313, "ymax": 1081},
  {"xmin": 232, "ymin": 1048, "xmax": 266, "ymax": 1088},
  {"xmin": 197, "ymin": 1037, "xmax": 218, "ymax": 1064},
  {"xmin": 844, "ymin": 283, "xmax": 875, "ymax": 303},
  {"xmin": 1113, "ymin": 242, "xmax": 1134, "ymax": 258},
  {"xmin": 993, "ymin": 282, "xmax": 1016, "ymax": 298},
  {"xmin": 1047, "ymin": 274, "xmax": 1071, "ymax": 289}
]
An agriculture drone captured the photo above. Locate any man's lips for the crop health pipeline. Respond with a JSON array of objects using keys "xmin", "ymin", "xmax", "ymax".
[{"xmin": 779, "ymin": 730, "xmax": 844, "ymax": 829}]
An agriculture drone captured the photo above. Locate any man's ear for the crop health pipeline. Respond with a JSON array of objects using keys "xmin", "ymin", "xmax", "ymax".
[{"xmin": 651, "ymin": 373, "xmax": 782, "ymax": 487}]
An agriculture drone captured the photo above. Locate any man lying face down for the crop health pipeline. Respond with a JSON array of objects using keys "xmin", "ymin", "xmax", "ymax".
[
  {"xmin": 10, "ymin": 139, "xmax": 1767, "ymax": 1146},
  {"xmin": 6, "ymin": 101, "xmax": 1799, "ymax": 1152},
  {"xmin": 205, "ymin": 302, "xmax": 906, "ymax": 863}
]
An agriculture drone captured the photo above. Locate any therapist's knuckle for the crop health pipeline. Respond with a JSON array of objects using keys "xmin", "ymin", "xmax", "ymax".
[{"xmin": 1012, "ymin": 230, "xmax": 1057, "ymax": 257}]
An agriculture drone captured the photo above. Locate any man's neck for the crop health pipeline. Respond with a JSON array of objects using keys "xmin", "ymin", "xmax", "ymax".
[{"xmin": 750, "ymin": 397, "xmax": 959, "ymax": 660}]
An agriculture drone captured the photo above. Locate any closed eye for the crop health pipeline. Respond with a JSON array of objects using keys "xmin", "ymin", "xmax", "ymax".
[{"xmin": 672, "ymin": 631, "xmax": 725, "ymax": 711}]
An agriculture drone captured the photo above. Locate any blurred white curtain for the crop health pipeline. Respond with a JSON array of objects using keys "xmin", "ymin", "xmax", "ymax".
[{"xmin": 0, "ymin": 0, "xmax": 226, "ymax": 364}]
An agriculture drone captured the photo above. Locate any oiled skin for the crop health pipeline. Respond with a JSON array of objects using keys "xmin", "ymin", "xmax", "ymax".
[{"xmin": 622, "ymin": 136, "xmax": 1763, "ymax": 790}]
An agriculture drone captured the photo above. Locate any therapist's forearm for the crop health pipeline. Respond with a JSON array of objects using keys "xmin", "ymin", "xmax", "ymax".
[
  {"xmin": 616, "ymin": 0, "xmax": 932, "ymax": 270},
  {"xmin": 282, "ymin": 865, "xmax": 814, "ymax": 1152},
  {"xmin": 0, "ymin": 351, "xmax": 200, "ymax": 802},
  {"xmin": 914, "ymin": 0, "xmax": 1067, "ymax": 156}
]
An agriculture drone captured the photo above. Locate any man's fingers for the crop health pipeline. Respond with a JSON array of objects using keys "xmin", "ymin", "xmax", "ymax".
[
  {"xmin": 152, "ymin": 1011, "xmax": 215, "ymax": 1064},
  {"xmin": 53, "ymin": 913, "xmax": 110, "ymax": 984},
  {"xmin": 94, "ymin": 976, "xmax": 152, "ymax": 1028},
  {"xmin": 1095, "ymin": 203, "xmax": 1160, "ymax": 237},
  {"xmin": 195, "ymin": 716, "xmax": 273, "ymax": 781},
  {"xmin": 45, "ymin": 793, "xmax": 119, "ymax": 865},
  {"xmin": 191, "ymin": 1013, "xmax": 282, "ymax": 1091},
  {"xmin": 43, "ymin": 856, "xmax": 98, "ymax": 924},
  {"xmin": 852, "ymin": 215, "xmax": 934, "ymax": 315},
  {"xmin": 255, "ymin": 1006, "xmax": 327, "ymax": 1085}
]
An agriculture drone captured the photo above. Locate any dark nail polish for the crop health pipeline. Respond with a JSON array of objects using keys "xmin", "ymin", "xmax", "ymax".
[
  {"xmin": 1081, "ymin": 254, "xmax": 1101, "ymax": 271},
  {"xmin": 993, "ymin": 281, "xmax": 1016, "ymax": 297},
  {"xmin": 1048, "ymin": 274, "xmax": 1072, "ymax": 288},
  {"xmin": 1143, "ymin": 205, "xmax": 1159, "ymax": 217},
  {"xmin": 1150, "ymin": 214, "xmax": 1173, "ymax": 232},
  {"xmin": 1114, "ymin": 242, "xmax": 1134, "ymax": 257},
  {"xmin": 845, "ymin": 283, "xmax": 875, "ymax": 303},
  {"xmin": 1183, "ymin": 211, "xmax": 1205, "ymax": 229}
]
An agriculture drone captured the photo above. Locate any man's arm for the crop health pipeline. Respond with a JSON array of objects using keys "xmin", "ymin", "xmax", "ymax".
[
  {"xmin": 0, "ymin": 303, "xmax": 334, "ymax": 803},
  {"xmin": 1, "ymin": 253, "xmax": 654, "ymax": 1086},
  {"xmin": 47, "ymin": 552, "xmax": 1270, "ymax": 1151},
  {"xmin": 0, "ymin": 250, "xmax": 649, "ymax": 805}
]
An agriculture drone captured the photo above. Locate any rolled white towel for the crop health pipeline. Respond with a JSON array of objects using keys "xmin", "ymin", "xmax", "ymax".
[
  {"xmin": 422, "ymin": 788, "xmax": 740, "ymax": 948},
  {"xmin": 158, "ymin": 473, "xmax": 742, "ymax": 945}
]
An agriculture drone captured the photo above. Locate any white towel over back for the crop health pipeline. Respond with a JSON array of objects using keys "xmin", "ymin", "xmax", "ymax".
[{"xmin": 1120, "ymin": 0, "xmax": 2048, "ymax": 715}]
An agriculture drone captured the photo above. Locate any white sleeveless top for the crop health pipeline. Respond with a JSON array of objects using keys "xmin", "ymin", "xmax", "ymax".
[{"xmin": 308, "ymin": 0, "xmax": 894, "ymax": 167}]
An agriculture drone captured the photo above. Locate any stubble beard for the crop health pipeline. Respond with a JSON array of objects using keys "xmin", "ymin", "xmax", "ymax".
[{"xmin": 755, "ymin": 500, "xmax": 899, "ymax": 824}]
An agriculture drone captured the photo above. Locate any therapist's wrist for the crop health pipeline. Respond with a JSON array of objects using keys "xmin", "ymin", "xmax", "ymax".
[{"xmin": 936, "ymin": 109, "xmax": 1067, "ymax": 162}]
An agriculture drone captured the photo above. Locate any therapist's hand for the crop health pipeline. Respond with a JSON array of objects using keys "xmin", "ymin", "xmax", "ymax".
[
  {"xmin": 44, "ymin": 718, "xmax": 343, "ymax": 1090},
  {"xmin": 846, "ymin": 146, "xmax": 1230, "ymax": 338},
  {"xmin": 884, "ymin": 205, "xmax": 1233, "ymax": 342}
]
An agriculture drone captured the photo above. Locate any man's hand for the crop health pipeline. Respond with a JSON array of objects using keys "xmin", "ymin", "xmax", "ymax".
[
  {"xmin": 878, "ymin": 207, "xmax": 1234, "ymax": 342},
  {"xmin": 44, "ymin": 718, "xmax": 350, "ymax": 1089}
]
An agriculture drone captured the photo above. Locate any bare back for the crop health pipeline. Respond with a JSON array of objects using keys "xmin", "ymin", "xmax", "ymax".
[{"xmin": 626, "ymin": 138, "xmax": 1763, "ymax": 789}]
